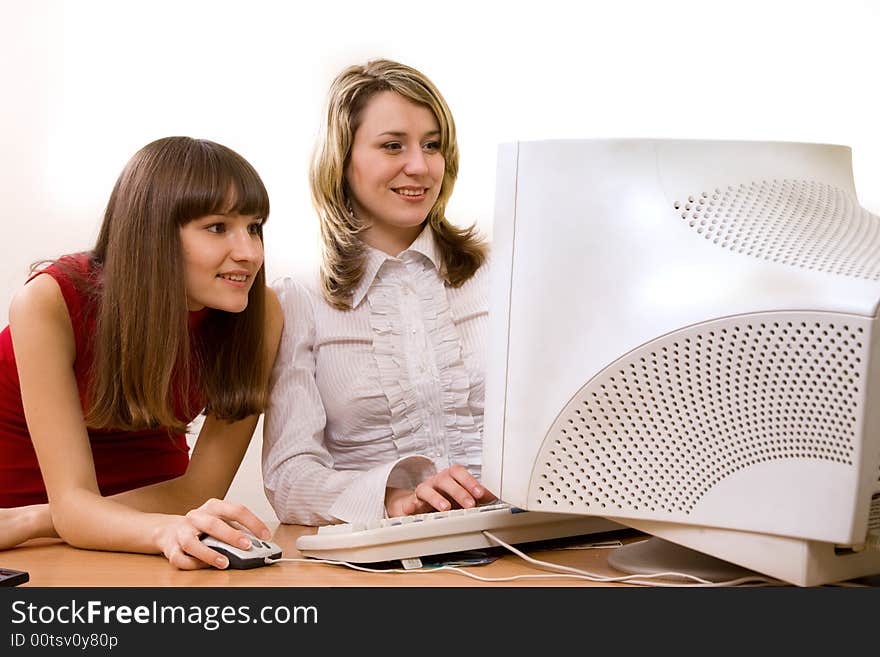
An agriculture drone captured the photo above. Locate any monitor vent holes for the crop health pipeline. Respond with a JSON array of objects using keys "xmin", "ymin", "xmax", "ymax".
[
  {"xmin": 534, "ymin": 316, "xmax": 867, "ymax": 515},
  {"xmin": 674, "ymin": 180, "xmax": 880, "ymax": 279}
]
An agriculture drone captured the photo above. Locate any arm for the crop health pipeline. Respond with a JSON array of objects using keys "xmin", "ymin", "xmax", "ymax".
[
  {"xmin": 262, "ymin": 279, "xmax": 437, "ymax": 525},
  {"xmin": 64, "ymin": 281, "xmax": 281, "ymax": 520},
  {"xmin": 120, "ymin": 287, "xmax": 283, "ymax": 550},
  {"xmin": 0, "ymin": 504, "xmax": 57, "ymax": 550},
  {"xmin": 9, "ymin": 278, "xmax": 280, "ymax": 567},
  {"xmin": 0, "ymin": 419, "xmax": 267, "ymax": 562}
]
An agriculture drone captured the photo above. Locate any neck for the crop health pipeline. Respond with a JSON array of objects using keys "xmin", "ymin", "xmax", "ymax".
[{"xmin": 361, "ymin": 222, "xmax": 424, "ymax": 256}]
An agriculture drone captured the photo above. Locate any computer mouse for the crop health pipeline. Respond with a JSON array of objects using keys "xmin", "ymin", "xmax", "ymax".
[{"xmin": 200, "ymin": 529, "xmax": 283, "ymax": 569}]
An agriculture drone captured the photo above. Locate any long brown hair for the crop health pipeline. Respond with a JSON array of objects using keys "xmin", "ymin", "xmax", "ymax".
[
  {"xmin": 82, "ymin": 136, "xmax": 270, "ymax": 432},
  {"xmin": 310, "ymin": 59, "xmax": 486, "ymax": 309}
]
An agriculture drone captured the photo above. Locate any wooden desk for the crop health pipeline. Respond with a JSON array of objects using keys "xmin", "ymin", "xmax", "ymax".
[{"xmin": 2, "ymin": 523, "xmax": 644, "ymax": 587}]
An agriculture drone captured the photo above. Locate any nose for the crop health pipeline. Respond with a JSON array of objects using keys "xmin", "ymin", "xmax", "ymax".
[
  {"xmin": 230, "ymin": 226, "xmax": 263, "ymax": 264},
  {"xmin": 403, "ymin": 148, "xmax": 429, "ymax": 176}
]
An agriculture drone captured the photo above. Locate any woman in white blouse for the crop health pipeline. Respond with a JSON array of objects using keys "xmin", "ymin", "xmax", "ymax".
[{"xmin": 263, "ymin": 59, "xmax": 496, "ymax": 525}]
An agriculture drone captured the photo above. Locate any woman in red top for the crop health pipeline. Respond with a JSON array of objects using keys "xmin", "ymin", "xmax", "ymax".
[{"xmin": 0, "ymin": 136, "xmax": 282, "ymax": 570}]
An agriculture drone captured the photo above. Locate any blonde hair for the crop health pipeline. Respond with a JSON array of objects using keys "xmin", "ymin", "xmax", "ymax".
[{"xmin": 310, "ymin": 58, "xmax": 486, "ymax": 309}]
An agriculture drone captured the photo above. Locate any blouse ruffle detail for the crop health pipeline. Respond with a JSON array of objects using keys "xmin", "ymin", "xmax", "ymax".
[{"xmin": 367, "ymin": 258, "xmax": 482, "ymax": 477}]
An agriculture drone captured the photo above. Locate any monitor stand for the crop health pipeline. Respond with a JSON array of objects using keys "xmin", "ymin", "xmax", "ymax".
[
  {"xmin": 607, "ymin": 537, "xmax": 762, "ymax": 583},
  {"xmin": 603, "ymin": 518, "xmax": 880, "ymax": 585}
]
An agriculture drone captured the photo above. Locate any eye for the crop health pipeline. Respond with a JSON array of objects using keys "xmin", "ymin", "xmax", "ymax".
[
  {"xmin": 248, "ymin": 221, "xmax": 263, "ymax": 235},
  {"xmin": 381, "ymin": 141, "xmax": 403, "ymax": 152},
  {"xmin": 206, "ymin": 223, "xmax": 226, "ymax": 234},
  {"xmin": 423, "ymin": 141, "xmax": 441, "ymax": 152}
]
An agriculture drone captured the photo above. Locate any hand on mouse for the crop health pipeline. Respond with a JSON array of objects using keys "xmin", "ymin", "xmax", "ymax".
[{"xmin": 152, "ymin": 498, "xmax": 271, "ymax": 570}]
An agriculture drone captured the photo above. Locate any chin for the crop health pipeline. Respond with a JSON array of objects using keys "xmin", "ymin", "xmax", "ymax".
[
  {"xmin": 392, "ymin": 215, "xmax": 430, "ymax": 230},
  {"xmin": 203, "ymin": 297, "xmax": 250, "ymax": 314}
]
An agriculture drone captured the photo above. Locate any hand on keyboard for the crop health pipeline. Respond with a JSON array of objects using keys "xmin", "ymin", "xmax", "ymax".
[{"xmin": 385, "ymin": 464, "xmax": 497, "ymax": 518}]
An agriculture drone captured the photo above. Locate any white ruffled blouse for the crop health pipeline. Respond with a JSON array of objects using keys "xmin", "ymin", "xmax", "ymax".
[{"xmin": 263, "ymin": 228, "xmax": 488, "ymax": 525}]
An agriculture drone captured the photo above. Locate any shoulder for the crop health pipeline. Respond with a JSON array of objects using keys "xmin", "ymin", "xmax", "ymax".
[
  {"xmin": 23, "ymin": 254, "xmax": 97, "ymax": 317},
  {"xmin": 444, "ymin": 247, "xmax": 490, "ymax": 319},
  {"xmin": 258, "ymin": 286, "xmax": 284, "ymax": 368},
  {"xmin": 270, "ymin": 273, "xmax": 322, "ymax": 309},
  {"xmin": 448, "ymin": 241, "xmax": 491, "ymax": 287},
  {"xmin": 9, "ymin": 273, "xmax": 69, "ymax": 325},
  {"xmin": 475, "ymin": 240, "xmax": 492, "ymax": 274},
  {"xmin": 8, "ymin": 274, "xmax": 76, "ymax": 357},
  {"xmin": 457, "ymin": 250, "xmax": 491, "ymax": 292},
  {"xmin": 263, "ymin": 284, "xmax": 284, "ymax": 334},
  {"xmin": 480, "ymin": 239, "xmax": 493, "ymax": 259},
  {"xmin": 269, "ymin": 274, "xmax": 322, "ymax": 338},
  {"xmin": 28, "ymin": 254, "xmax": 95, "ymax": 289}
]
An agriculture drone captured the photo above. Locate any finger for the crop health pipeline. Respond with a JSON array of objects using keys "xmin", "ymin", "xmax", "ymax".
[
  {"xmin": 178, "ymin": 526, "xmax": 231, "ymax": 569},
  {"xmin": 402, "ymin": 493, "xmax": 433, "ymax": 516},
  {"xmin": 448, "ymin": 465, "xmax": 488, "ymax": 500},
  {"xmin": 168, "ymin": 543, "xmax": 217, "ymax": 571},
  {"xmin": 475, "ymin": 486, "xmax": 498, "ymax": 503},
  {"xmin": 185, "ymin": 509, "xmax": 253, "ymax": 552},
  {"xmin": 199, "ymin": 499, "xmax": 272, "ymax": 541},
  {"xmin": 413, "ymin": 482, "xmax": 454, "ymax": 512},
  {"xmin": 431, "ymin": 474, "xmax": 476, "ymax": 509}
]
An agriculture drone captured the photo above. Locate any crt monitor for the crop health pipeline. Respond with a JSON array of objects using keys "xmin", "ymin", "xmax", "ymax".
[{"xmin": 483, "ymin": 138, "xmax": 880, "ymax": 586}]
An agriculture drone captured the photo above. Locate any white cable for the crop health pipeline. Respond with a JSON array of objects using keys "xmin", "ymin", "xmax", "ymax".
[
  {"xmin": 265, "ymin": 532, "xmax": 780, "ymax": 586},
  {"xmin": 480, "ymin": 531, "xmax": 781, "ymax": 587},
  {"xmin": 264, "ymin": 557, "xmax": 640, "ymax": 583},
  {"xmin": 269, "ymin": 531, "xmax": 876, "ymax": 587},
  {"xmin": 264, "ymin": 539, "xmax": 634, "ymax": 583}
]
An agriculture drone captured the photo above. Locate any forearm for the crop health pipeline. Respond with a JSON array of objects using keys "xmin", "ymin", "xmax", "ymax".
[
  {"xmin": 108, "ymin": 474, "xmax": 222, "ymax": 516},
  {"xmin": 49, "ymin": 488, "xmax": 175, "ymax": 554},
  {"xmin": 109, "ymin": 416, "xmax": 253, "ymax": 515},
  {"xmin": 267, "ymin": 455, "xmax": 436, "ymax": 525},
  {"xmin": 21, "ymin": 504, "xmax": 57, "ymax": 539},
  {"xmin": 266, "ymin": 459, "xmax": 360, "ymax": 526},
  {"xmin": 7, "ymin": 476, "xmax": 218, "ymax": 549},
  {"xmin": 0, "ymin": 504, "xmax": 58, "ymax": 550}
]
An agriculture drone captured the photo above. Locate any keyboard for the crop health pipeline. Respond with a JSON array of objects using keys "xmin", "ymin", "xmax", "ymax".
[{"xmin": 295, "ymin": 502, "xmax": 624, "ymax": 564}]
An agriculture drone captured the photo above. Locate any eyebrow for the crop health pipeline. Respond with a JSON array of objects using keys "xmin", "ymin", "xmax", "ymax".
[
  {"xmin": 377, "ymin": 130, "xmax": 441, "ymax": 138},
  {"xmin": 202, "ymin": 212, "xmax": 263, "ymax": 220}
]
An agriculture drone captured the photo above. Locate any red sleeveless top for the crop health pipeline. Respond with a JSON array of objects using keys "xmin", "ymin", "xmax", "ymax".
[{"xmin": 0, "ymin": 255, "xmax": 207, "ymax": 507}]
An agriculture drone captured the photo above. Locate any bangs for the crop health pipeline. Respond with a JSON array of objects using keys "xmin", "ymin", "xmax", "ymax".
[{"xmin": 174, "ymin": 141, "xmax": 270, "ymax": 224}]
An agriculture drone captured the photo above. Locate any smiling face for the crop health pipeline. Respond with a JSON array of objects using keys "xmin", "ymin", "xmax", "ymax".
[
  {"xmin": 345, "ymin": 90, "xmax": 445, "ymax": 255},
  {"xmin": 178, "ymin": 212, "xmax": 264, "ymax": 312}
]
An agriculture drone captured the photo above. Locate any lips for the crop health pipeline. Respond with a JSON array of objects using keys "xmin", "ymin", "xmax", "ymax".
[
  {"xmin": 216, "ymin": 271, "xmax": 252, "ymax": 288},
  {"xmin": 392, "ymin": 186, "xmax": 428, "ymax": 200},
  {"xmin": 217, "ymin": 273, "xmax": 248, "ymax": 282}
]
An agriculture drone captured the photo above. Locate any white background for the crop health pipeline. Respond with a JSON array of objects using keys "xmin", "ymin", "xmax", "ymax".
[{"xmin": 3, "ymin": 0, "xmax": 879, "ymax": 521}]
